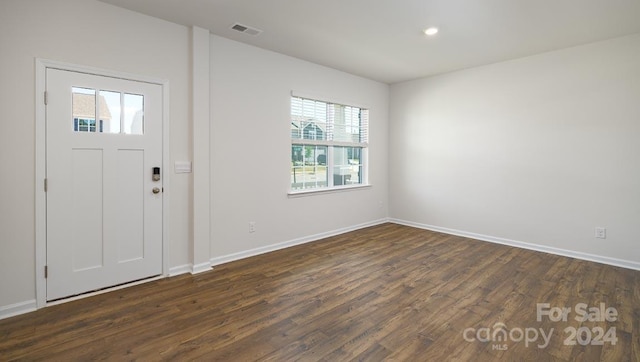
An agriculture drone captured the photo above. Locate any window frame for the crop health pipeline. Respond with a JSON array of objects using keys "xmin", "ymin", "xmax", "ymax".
[{"xmin": 289, "ymin": 94, "xmax": 370, "ymax": 195}]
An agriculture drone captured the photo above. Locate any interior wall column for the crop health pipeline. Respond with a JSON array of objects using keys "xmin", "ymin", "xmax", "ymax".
[{"xmin": 191, "ymin": 26, "xmax": 212, "ymax": 273}]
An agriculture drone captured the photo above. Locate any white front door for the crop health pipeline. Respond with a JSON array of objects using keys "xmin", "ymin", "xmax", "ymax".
[{"xmin": 46, "ymin": 68, "xmax": 163, "ymax": 301}]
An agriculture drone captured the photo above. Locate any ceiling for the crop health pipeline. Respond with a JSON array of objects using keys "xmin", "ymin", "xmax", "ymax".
[{"xmin": 99, "ymin": 0, "xmax": 640, "ymax": 84}]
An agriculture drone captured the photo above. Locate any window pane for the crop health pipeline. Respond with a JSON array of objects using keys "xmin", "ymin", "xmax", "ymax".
[
  {"xmin": 72, "ymin": 87, "xmax": 96, "ymax": 132},
  {"xmin": 291, "ymin": 121, "xmax": 301, "ymax": 139},
  {"xmin": 333, "ymin": 105, "xmax": 364, "ymax": 143},
  {"xmin": 99, "ymin": 90, "xmax": 121, "ymax": 134},
  {"xmin": 124, "ymin": 93, "xmax": 144, "ymax": 135},
  {"xmin": 291, "ymin": 97, "xmax": 328, "ymax": 141},
  {"xmin": 291, "ymin": 97, "xmax": 303, "ymax": 117},
  {"xmin": 359, "ymin": 109, "xmax": 369, "ymax": 143},
  {"xmin": 333, "ymin": 146, "xmax": 362, "ymax": 186},
  {"xmin": 291, "ymin": 145, "xmax": 327, "ymax": 190}
]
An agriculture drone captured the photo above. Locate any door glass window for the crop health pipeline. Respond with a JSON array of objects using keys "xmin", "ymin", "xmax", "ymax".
[
  {"xmin": 99, "ymin": 90, "xmax": 121, "ymax": 134},
  {"xmin": 124, "ymin": 93, "xmax": 144, "ymax": 135},
  {"xmin": 72, "ymin": 87, "xmax": 144, "ymax": 135},
  {"xmin": 72, "ymin": 88, "xmax": 96, "ymax": 132}
]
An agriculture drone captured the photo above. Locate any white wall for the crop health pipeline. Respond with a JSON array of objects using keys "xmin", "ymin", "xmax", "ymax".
[
  {"xmin": 209, "ymin": 36, "xmax": 389, "ymax": 260},
  {"xmin": 0, "ymin": 0, "xmax": 192, "ymax": 311},
  {"xmin": 389, "ymin": 34, "xmax": 640, "ymax": 266}
]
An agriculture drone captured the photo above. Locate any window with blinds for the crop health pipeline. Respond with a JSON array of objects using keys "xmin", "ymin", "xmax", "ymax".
[{"xmin": 290, "ymin": 95, "xmax": 369, "ymax": 192}]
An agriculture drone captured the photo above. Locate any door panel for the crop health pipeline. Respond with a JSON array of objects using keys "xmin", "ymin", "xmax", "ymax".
[
  {"xmin": 116, "ymin": 149, "xmax": 145, "ymax": 263},
  {"xmin": 46, "ymin": 69, "xmax": 163, "ymax": 301},
  {"xmin": 71, "ymin": 148, "xmax": 104, "ymax": 271}
]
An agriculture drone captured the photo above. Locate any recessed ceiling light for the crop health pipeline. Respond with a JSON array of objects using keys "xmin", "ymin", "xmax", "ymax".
[{"xmin": 424, "ymin": 27, "xmax": 439, "ymax": 36}]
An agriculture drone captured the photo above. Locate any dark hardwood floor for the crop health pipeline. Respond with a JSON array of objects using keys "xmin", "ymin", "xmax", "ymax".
[{"xmin": 1, "ymin": 223, "xmax": 638, "ymax": 361}]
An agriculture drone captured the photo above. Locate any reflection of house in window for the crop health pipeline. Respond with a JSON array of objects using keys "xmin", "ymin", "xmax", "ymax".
[
  {"xmin": 304, "ymin": 123, "xmax": 324, "ymax": 140},
  {"xmin": 72, "ymin": 93, "xmax": 112, "ymax": 132},
  {"xmin": 290, "ymin": 119, "xmax": 325, "ymax": 140}
]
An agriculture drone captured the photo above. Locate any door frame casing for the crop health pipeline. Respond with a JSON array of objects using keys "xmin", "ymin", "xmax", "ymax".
[{"xmin": 35, "ymin": 59, "xmax": 170, "ymax": 308}]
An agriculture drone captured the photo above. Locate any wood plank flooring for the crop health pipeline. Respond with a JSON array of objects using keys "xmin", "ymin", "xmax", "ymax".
[{"xmin": 1, "ymin": 223, "xmax": 639, "ymax": 361}]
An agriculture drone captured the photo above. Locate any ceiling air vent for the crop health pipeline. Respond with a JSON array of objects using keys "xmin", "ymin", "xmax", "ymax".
[{"xmin": 230, "ymin": 23, "xmax": 263, "ymax": 36}]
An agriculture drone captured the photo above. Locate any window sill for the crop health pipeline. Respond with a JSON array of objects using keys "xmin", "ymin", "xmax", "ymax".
[{"xmin": 287, "ymin": 184, "xmax": 372, "ymax": 198}]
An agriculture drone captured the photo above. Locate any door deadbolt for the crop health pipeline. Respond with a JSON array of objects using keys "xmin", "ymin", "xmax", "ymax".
[{"xmin": 152, "ymin": 167, "xmax": 161, "ymax": 181}]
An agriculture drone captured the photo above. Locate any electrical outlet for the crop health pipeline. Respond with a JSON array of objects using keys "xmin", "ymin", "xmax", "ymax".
[
  {"xmin": 595, "ymin": 227, "xmax": 606, "ymax": 239},
  {"xmin": 249, "ymin": 221, "xmax": 256, "ymax": 233}
]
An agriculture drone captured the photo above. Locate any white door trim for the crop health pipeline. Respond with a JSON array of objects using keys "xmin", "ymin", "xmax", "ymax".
[{"xmin": 35, "ymin": 58, "xmax": 170, "ymax": 308}]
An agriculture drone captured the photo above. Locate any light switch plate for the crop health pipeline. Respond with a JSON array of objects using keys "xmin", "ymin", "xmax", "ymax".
[{"xmin": 174, "ymin": 161, "xmax": 192, "ymax": 173}]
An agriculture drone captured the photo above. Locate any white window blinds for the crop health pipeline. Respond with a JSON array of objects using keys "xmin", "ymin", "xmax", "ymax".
[{"xmin": 291, "ymin": 96, "xmax": 368, "ymax": 145}]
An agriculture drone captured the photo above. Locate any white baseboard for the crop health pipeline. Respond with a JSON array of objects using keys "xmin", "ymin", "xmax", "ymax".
[
  {"xmin": 209, "ymin": 218, "xmax": 389, "ymax": 267},
  {"xmin": 169, "ymin": 264, "xmax": 193, "ymax": 276},
  {"xmin": 389, "ymin": 218, "xmax": 640, "ymax": 271},
  {"xmin": 169, "ymin": 262, "xmax": 213, "ymax": 276},
  {"xmin": 192, "ymin": 262, "xmax": 213, "ymax": 274},
  {"xmin": 0, "ymin": 300, "xmax": 36, "ymax": 321}
]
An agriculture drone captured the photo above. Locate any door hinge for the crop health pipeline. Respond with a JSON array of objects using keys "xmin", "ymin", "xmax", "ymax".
[
  {"xmin": 44, "ymin": 91, "xmax": 48, "ymax": 105},
  {"xmin": 44, "ymin": 178, "xmax": 48, "ymax": 192},
  {"xmin": 45, "ymin": 265, "xmax": 48, "ymax": 279}
]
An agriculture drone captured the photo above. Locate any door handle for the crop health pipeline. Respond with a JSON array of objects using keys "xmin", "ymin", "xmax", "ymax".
[{"xmin": 152, "ymin": 187, "xmax": 161, "ymax": 194}]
